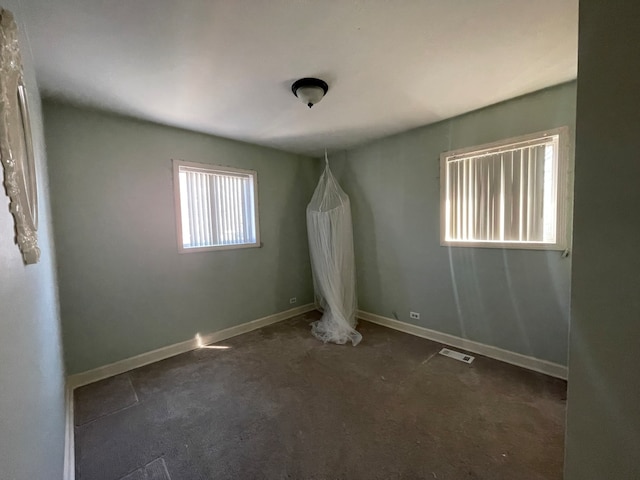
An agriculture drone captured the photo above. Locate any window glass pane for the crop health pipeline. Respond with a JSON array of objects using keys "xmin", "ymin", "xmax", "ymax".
[
  {"xmin": 176, "ymin": 162, "xmax": 258, "ymax": 251},
  {"xmin": 442, "ymin": 132, "xmax": 563, "ymax": 248}
]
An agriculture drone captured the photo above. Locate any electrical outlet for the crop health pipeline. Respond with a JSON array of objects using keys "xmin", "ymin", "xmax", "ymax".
[
  {"xmin": 410, "ymin": 311, "xmax": 420, "ymax": 320},
  {"xmin": 289, "ymin": 297, "xmax": 297, "ymax": 304}
]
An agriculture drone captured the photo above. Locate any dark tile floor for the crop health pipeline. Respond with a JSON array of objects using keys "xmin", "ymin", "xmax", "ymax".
[{"xmin": 74, "ymin": 311, "xmax": 566, "ymax": 480}]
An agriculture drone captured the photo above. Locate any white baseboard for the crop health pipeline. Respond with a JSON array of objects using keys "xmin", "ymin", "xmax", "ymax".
[
  {"xmin": 357, "ymin": 310, "xmax": 567, "ymax": 380},
  {"xmin": 67, "ymin": 303, "xmax": 316, "ymax": 390},
  {"xmin": 62, "ymin": 303, "xmax": 561, "ymax": 477},
  {"xmin": 63, "ymin": 383, "xmax": 75, "ymax": 480}
]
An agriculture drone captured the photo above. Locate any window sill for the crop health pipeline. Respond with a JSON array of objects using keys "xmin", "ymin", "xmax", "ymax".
[
  {"xmin": 441, "ymin": 240, "xmax": 567, "ymax": 251},
  {"xmin": 178, "ymin": 242, "xmax": 261, "ymax": 254}
]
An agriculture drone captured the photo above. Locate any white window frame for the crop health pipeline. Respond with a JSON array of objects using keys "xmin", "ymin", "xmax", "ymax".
[
  {"xmin": 440, "ymin": 127, "xmax": 572, "ymax": 250},
  {"xmin": 173, "ymin": 159, "xmax": 260, "ymax": 253}
]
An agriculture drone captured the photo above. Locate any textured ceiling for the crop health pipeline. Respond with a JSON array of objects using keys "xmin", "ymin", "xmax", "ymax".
[{"xmin": 20, "ymin": 0, "xmax": 578, "ymax": 156}]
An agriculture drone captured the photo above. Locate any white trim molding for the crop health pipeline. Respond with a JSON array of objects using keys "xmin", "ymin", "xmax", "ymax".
[
  {"xmin": 63, "ymin": 303, "xmax": 315, "ymax": 479},
  {"xmin": 63, "ymin": 383, "xmax": 75, "ymax": 480},
  {"xmin": 439, "ymin": 126, "xmax": 572, "ymax": 252},
  {"xmin": 63, "ymin": 303, "xmax": 316, "ymax": 480},
  {"xmin": 358, "ymin": 310, "xmax": 567, "ymax": 380},
  {"xmin": 67, "ymin": 303, "xmax": 316, "ymax": 389},
  {"xmin": 64, "ymin": 303, "xmax": 315, "ymax": 479},
  {"xmin": 173, "ymin": 159, "xmax": 261, "ymax": 254}
]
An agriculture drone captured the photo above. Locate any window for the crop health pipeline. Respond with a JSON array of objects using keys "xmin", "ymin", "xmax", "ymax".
[
  {"xmin": 440, "ymin": 127, "xmax": 571, "ymax": 250},
  {"xmin": 173, "ymin": 160, "xmax": 260, "ymax": 252}
]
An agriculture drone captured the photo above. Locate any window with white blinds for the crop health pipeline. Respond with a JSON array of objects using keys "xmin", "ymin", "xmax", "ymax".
[
  {"xmin": 173, "ymin": 160, "xmax": 259, "ymax": 252},
  {"xmin": 440, "ymin": 128, "xmax": 570, "ymax": 250}
]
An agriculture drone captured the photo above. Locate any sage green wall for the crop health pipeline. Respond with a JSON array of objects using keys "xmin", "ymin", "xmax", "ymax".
[
  {"xmin": 44, "ymin": 102, "xmax": 317, "ymax": 374},
  {"xmin": 565, "ymin": 1, "xmax": 640, "ymax": 477},
  {"xmin": 337, "ymin": 82, "xmax": 576, "ymax": 365},
  {"xmin": 0, "ymin": 5, "xmax": 65, "ymax": 480}
]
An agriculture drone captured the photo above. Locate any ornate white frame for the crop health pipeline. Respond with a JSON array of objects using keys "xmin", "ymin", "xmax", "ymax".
[{"xmin": 0, "ymin": 9, "xmax": 39, "ymax": 264}]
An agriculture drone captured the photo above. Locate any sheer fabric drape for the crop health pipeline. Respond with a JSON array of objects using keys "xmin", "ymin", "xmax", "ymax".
[{"xmin": 306, "ymin": 159, "xmax": 361, "ymax": 346}]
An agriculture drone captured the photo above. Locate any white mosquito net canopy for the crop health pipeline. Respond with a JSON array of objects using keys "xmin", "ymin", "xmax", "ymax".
[{"xmin": 306, "ymin": 156, "xmax": 361, "ymax": 346}]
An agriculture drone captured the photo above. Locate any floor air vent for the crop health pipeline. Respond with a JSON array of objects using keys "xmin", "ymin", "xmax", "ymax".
[{"xmin": 439, "ymin": 348, "xmax": 474, "ymax": 364}]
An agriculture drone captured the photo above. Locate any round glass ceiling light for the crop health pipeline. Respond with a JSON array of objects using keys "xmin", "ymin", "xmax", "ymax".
[{"xmin": 291, "ymin": 78, "xmax": 329, "ymax": 108}]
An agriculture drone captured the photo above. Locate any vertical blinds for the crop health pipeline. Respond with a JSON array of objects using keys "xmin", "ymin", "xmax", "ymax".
[
  {"xmin": 178, "ymin": 166, "xmax": 257, "ymax": 248},
  {"xmin": 445, "ymin": 138, "xmax": 557, "ymax": 243}
]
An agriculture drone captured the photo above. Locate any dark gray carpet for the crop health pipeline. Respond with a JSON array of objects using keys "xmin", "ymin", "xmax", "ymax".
[{"xmin": 74, "ymin": 311, "xmax": 566, "ymax": 480}]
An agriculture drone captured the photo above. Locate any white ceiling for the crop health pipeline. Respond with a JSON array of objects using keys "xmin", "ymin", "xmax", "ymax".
[{"xmin": 20, "ymin": 0, "xmax": 578, "ymax": 156}]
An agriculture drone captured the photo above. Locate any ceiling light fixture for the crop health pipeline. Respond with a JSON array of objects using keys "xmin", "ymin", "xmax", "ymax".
[{"xmin": 291, "ymin": 77, "xmax": 329, "ymax": 108}]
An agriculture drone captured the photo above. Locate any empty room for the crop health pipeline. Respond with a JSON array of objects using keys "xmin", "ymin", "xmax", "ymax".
[{"xmin": 1, "ymin": 1, "xmax": 639, "ymax": 479}]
